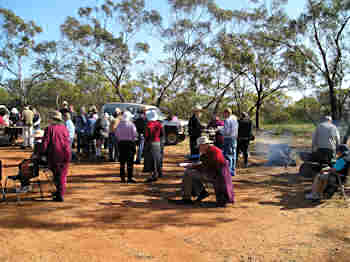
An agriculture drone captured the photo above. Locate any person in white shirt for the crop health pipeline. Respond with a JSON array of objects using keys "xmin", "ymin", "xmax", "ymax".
[{"xmin": 222, "ymin": 108, "xmax": 238, "ymax": 176}]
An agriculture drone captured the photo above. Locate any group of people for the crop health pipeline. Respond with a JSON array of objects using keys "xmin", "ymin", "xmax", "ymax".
[
  {"xmin": 9, "ymin": 101, "xmax": 348, "ymax": 207},
  {"xmin": 178, "ymin": 106, "xmax": 254, "ymax": 207},
  {"xmin": 188, "ymin": 106, "xmax": 254, "ymax": 176},
  {"xmin": 13, "ymin": 101, "xmax": 169, "ymax": 201},
  {"xmin": 6, "ymin": 102, "xmax": 246, "ymax": 207},
  {"xmin": 0, "ymin": 105, "xmax": 41, "ymax": 148}
]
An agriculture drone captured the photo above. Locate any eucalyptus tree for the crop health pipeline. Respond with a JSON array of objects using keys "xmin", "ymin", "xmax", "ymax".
[
  {"xmin": 60, "ymin": 0, "xmax": 156, "ymax": 102},
  {"xmin": 0, "ymin": 8, "xmax": 65, "ymax": 105},
  {"xmin": 144, "ymin": 0, "xmax": 234, "ymax": 108},
  {"xmin": 198, "ymin": 31, "xmax": 254, "ymax": 116},
  {"xmin": 230, "ymin": 1, "xmax": 301, "ymax": 128},
  {"xmin": 252, "ymin": 0, "xmax": 350, "ymax": 120},
  {"xmin": 0, "ymin": 8, "xmax": 41, "ymax": 104}
]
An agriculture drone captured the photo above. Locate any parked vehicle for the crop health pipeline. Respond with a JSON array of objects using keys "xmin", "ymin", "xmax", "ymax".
[{"xmin": 102, "ymin": 102, "xmax": 187, "ymax": 145}]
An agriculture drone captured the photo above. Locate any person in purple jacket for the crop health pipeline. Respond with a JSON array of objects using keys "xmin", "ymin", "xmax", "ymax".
[
  {"xmin": 115, "ymin": 111, "xmax": 138, "ymax": 183},
  {"xmin": 40, "ymin": 110, "xmax": 71, "ymax": 202}
]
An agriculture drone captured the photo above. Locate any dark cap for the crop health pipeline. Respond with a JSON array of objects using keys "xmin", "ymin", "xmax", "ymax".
[{"xmin": 336, "ymin": 144, "xmax": 349, "ymax": 154}]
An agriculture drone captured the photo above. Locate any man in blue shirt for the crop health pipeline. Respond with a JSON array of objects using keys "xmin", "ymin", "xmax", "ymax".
[{"xmin": 305, "ymin": 144, "xmax": 350, "ymax": 200}]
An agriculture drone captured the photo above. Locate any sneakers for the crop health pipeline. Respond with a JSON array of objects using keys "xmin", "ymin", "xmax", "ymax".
[
  {"xmin": 52, "ymin": 196, "xmax": 64, "ymax": 202},
  {"xmin": 16, "ymin": 185, "xmax": 32, "ymax": 193},
  {"xmin": 196, "ymin": 190, "xmax": 209, "ymax": 202},
  {"xmin": 145, "ymin": 177, "xmax": 158, "ymax": 183},
  {"xmin": 305, "ymin": 192, "xmax": 320, "ymax": 201},
  {"xmin": 127, "ymin": 178, "xmax": 137, "ymax": 184},
  {"xmin": 168, "ymin": 198, "xmax": 194, "ymax": 205}
]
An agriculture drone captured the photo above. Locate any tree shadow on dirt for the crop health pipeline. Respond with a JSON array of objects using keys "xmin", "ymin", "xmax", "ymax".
[{"xmin": 234, "ymin": 172, "xmax": 325, "ymax": 210}]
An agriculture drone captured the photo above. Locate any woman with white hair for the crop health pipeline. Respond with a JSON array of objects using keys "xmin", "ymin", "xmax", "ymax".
[
  {"xmin": 143, "ymin": 110, "xmax": 164, "ymax": 183},
  {"xmin": 9, "ymin": 107, "xmax": 20, "ymax": 144},
  {"xmin": 115, "ymin": 111, "xmax": 138, "ymax": 183}
]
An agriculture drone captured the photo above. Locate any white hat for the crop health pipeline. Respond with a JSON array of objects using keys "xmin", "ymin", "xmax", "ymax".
[
  {"xmin": 194, "ymin": 105, "xmax": 202, "ymax": 111},
  {"xmin": 62, "ymin": 101, "xmax": 68, "ymax": 105},
  {"xmin": 197, "ymin": 136, "xmax": 212, "ymax": 146},
  {"xmin": 122, "ymin": 111, "xmax": 133, "ymax": 121},
  {"xmin": 33, "ymin": 129, "xmax": 44, "ymax": 138},
  {"xmin": 11, "ymin": 108, "xmax": 18, "ymax": 114},
  {"xmin": 322, "ymin": 115, "xmax": 332, "ymax": 122},
  {"xmin": 49, "ymin": 110, "xmax": 63, "ymax": 121},
  {"xmin": 146, "ymin": 110, "xmax": 158, "ymax": 121}
]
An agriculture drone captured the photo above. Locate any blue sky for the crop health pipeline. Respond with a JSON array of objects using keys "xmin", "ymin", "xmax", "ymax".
[
  {"xmin": 1, "ymin": 0, "xmax": 307, "ymax": 100},
  {"xmin": 1, "ymin": 0, "xmax": 306, "ymax": 42}
]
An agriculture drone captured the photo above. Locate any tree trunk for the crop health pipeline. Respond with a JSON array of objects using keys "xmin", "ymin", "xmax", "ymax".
[
  {"xmin": 255, "ymin": 92, "xmax": 262, "ymax": 129},
  {"xmin": 255, "ymin": 102, "xmax": 261, "ymax": 129},
  {"xmin": 327, "ymin": 77, "xmax": 338, "ymax": 120},
  {"xmin": 115, "ymin": 83, "xmax": 125, "ymax": 102}
]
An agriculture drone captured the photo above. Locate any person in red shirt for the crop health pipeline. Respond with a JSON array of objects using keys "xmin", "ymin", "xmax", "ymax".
[
  {"xmin": 176, "ymin": 136, "xmax": 234, "ymax": 207},
  {"xmin": 143, "ymin": 110, "xmax": 164, "ymax": 183},
  {"xmin": 0, "ymin": 115, "xmax": 7, "ymax": 126},
  {"xmin": 40, "ymin": 110, "xmax": 71, "ymax": 202}
]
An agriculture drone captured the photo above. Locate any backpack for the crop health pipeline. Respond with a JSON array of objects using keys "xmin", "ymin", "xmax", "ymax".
[{"xmin": 18, "ymin": 159, "xmax": 39, "ymax": 180}]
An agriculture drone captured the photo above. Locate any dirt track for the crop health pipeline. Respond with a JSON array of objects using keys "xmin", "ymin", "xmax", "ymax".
[{"xmin": 1, "ymin": 141, "xmax": 350, "ymax": 262}]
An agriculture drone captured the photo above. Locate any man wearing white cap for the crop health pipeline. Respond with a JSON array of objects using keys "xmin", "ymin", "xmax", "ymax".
[
  {"xmin": 175, "ymin": 136, "xmax": 234, "ymax": 207},
  {"xmin": 59, "ymin": 101, "xmax": 70, "ymax": 116}
]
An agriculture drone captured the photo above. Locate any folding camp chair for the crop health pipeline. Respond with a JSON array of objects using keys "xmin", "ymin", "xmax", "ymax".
[{"xmin": 4, "ymin": 159, "xmax": 55, "ymax": 204}]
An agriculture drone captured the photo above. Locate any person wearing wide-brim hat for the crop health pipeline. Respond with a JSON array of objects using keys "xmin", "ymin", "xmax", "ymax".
[
  {"xmin": 39, "ymin": 110, "xmax": 71, "ymax": 202},
  {"xmin": 188, "ymin": 105, "xmax": 205, "ymax": 157},
  {"xmin": 173, "ymin": 135, "xmax": 234, "ymax": 207}
]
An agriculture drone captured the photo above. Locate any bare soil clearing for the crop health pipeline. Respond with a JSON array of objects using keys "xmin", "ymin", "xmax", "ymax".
[{"xmin": 1, "ymin": 140, "xmax": 350, "ymax": 262}]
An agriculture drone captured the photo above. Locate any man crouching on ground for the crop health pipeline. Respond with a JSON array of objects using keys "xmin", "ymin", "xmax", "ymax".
[{"xmin": 178, "ymin": 136, "xmax": 234, "ymax": 207}]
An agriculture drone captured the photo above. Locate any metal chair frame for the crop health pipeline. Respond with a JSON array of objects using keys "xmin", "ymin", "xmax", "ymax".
[{"xmin": 3, "ymin": 161, "xmax": 55, "ymax": 204}]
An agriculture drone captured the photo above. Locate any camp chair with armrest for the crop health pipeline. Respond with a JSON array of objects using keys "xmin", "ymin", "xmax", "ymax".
[{"xmin": 4, "ymin": 159, "xmax": 55, "ymax": 204}]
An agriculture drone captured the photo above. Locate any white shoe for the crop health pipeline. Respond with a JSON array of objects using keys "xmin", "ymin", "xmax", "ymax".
[
  {"xmin": 16, "ymin": 185, "xmax": 32, "ymax": 193},
  {"xmin": 305, "ymin": 192, "xmax": 320, "ymax": 200}
]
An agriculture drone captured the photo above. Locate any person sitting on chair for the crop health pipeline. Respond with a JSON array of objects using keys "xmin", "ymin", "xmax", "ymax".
[
  {"xmin": 11, "ymin": 130, "xmax": 45, "ymax": 193},
  {"xmin": 176, "ymin": 136, "xmax": 234, "ymax": 207},
  {"xmin": 305, "ymin": 144, "xmax": 350, "ymax": 201}
]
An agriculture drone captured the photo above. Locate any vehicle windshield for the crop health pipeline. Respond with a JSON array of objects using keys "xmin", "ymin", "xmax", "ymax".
[{"xmin": 103, "ymin": 103, "xmax": 166, "ymax": 120}]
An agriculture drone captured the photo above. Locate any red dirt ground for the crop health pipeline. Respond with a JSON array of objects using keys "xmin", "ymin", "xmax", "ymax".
[{"xmin": 1, "ymin": 140, "xmax": 350, "ymax": 262}]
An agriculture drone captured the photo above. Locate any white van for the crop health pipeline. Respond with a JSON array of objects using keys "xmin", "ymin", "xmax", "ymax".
[{"xmin": 102, "ymin": 102, "xmax": 187, "ymax": 145}]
